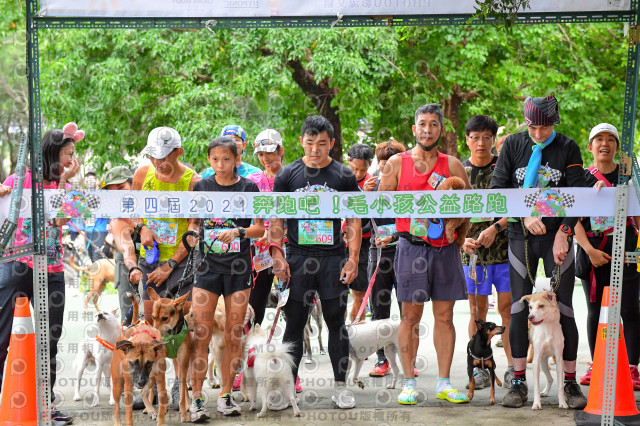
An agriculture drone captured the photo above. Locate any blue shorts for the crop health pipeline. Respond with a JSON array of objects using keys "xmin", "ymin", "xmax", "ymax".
[{"xmin": 464, "ymin": 263, "xmax": 510, "ymax": 296}]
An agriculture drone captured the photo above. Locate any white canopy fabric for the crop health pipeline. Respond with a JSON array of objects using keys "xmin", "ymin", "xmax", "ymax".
[{"xmin": 39, "ymin": 0, "xmax": 630, "ymax": 18}]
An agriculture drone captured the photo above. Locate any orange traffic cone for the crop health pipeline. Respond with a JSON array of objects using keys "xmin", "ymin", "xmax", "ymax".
[
  {"xmin": 0, "ymin": 297, "xmax": 37, "ymax": 426},
  {"xmin": 575, "ymin": 286, "xmax": 640, "ymax": 425}
]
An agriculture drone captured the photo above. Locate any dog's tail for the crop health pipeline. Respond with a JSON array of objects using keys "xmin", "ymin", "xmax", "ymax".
[
  {"xmin": 127, "ymin": 292, "xmax": 140, "ymax": 323},
  {"xmin": 69, "ymin": 255, "xmax": 88, "ymax": 272},
  {"xmin": 254, "ymin": 341, "xmax": 297, "ymax": 371}
]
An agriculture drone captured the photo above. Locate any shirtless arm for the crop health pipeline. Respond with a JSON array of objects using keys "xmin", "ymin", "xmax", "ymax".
[{"xmin": 378, "ymin": 154, "xmax": 402, "ymax": 192}]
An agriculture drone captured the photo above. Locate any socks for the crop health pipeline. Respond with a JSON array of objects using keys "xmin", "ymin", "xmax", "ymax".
[
  {"xmin": 436, "ymin": 378, "xmax": 453, "ymax": 393},
  {"xmin": 514, "ymin": 369, "xmax": 526, "ymax": 381},
  {"xmin": 564, "ymin": 371, "xmax": 576, "ymax": 382},
  {"xmin": 403, "ymin": 378, "xmax": 417, "ymax": 390}
]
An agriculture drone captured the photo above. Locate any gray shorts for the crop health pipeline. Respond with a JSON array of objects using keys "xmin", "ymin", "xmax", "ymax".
[{"xmin": 394, "ymin": 238, "xmax": 467, "ymax": 303}]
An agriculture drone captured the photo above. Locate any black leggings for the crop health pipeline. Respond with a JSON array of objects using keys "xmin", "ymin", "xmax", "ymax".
[
  {"xmin": 508, "ymin": 237, "xmax": 579, "ymax": 361},
  {"xmin": 582, "ymin": 278, "xmax": 640, "ymax": 364},
  {"xmin": 283, "ymin": 292, "xmax": 349, "ymax": 382},
  {"xmin": 249, "ymin": 267, "xmax": 275, "ymax": 326}
]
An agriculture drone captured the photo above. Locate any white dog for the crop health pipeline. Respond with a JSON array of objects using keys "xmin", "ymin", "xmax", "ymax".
[
  {"xmin": 73, "ymin": 310, "xmax": 121, "ymax": 406},
  {"xmin": 520, "ymin": 291, "xmax": 568, "ymax": 410},
  {"xmin": 241, "ymin": 325, "xmax": 301, "ymax": 418},
  {"xmin": 346, "ymin": 319, "xmax": 401, "ymax": 389}
]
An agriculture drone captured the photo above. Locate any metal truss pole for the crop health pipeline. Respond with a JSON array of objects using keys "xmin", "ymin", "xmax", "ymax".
[
  {"xmin": 27, "ymin": 0, "xmax": 51, "ymax": 424},
  {"xmin": 601, "ymin": 1, "xmax": 640, "ymax": 425}
]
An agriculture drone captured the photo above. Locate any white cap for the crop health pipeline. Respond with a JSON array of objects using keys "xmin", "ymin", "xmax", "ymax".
[
  {"xmin": 589, "ymin": 123, "xmax": 619, "ymax": 144},
  {"xmin": 141, "ymin": 127, "xmax": 182, "ymax": 159},
  {"xmin": 253, "ymin": 129, "xmax": 283, "ymax": 154}
]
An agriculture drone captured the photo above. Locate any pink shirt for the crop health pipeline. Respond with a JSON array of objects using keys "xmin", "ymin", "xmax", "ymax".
[
  {"xmin": 247, "ymin": 172, "xmax": 275, "ymax": 192},
  {"xmin": 3, "ymin": 170, "xmax": 71, "ymax": 273}
]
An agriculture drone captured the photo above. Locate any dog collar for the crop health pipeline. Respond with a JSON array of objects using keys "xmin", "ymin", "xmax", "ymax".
[
  {"xmin": 96, "ymin": 335, "xmax": 115, "ymax": 352},
  {"xmin": 162, "ymin": 321, "xmax": 189, "ymax": 359},
  {"xmin": 131, "ymin": 329, "xmax": 159, "ymax": 341}
]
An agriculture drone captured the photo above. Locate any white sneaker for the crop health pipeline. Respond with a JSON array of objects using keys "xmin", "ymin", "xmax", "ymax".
[
  {"xmin": 189, "ymin": 397, "xmax": 210, "ymax": 423},
  {"xmin": 217, "ymin": 393, "xmax": 241, "ymax": 416},
  {"xmin": 331, "ymin": 383, "xmax": 355, "ymax": 409}
]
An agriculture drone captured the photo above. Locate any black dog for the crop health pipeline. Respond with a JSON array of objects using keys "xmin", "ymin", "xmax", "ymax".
[{"xmin": 467, "ymin": 319, "xmax": 505, "ymax": 404}]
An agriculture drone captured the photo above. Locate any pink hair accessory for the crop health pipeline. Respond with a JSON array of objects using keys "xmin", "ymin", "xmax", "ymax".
[{"xmin": 62, "ymin": 122, "xmax": 85, "ymax": 143}]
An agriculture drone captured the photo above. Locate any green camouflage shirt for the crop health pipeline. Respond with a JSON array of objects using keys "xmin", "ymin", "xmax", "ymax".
[{"xmin": 461, "ymin": 156, "xmax": 509, "ymax": 265}]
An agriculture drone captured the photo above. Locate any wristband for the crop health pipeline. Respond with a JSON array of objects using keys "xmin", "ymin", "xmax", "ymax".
[{"xmin": 268, "ymin": 243, "xmax": 285, "ymax": 258}]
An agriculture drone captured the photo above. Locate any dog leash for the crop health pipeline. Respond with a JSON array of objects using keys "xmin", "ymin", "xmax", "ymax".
[
  {"xmin": 67, "ymin": 220, "xmax": 115, "ymax": 267},
  {"xmin": 353, "ymin": 220, "xmax": 383, "ymax": 324},
  {"xmin": 520, "ymin": 218, "xmax": 562, "ymax": 294},
  {"xmin": 266, "ymin": 280, "xmax": 289, "ymax": 344}
]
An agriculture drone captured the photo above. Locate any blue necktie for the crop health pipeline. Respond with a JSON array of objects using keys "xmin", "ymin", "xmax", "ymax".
[{"xmin": 523, "ymin": 130, "xmax": 556, "ymax": 189}]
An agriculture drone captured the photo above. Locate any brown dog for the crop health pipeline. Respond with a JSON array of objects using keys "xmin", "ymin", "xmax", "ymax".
[
  {"xmin": 147, "ymin": 288, "xmax": 191, "ymax": 422},
  {"xmin": 70, "ymin": 255, "xmax": 115, "ymax": 313},
  {"xmin": 111, "ymin": 295, "xmax": 168, "ymax": 426},
  {"xmin": 436, "ymin": 176, "xmax": 471, "ymax": 248}
]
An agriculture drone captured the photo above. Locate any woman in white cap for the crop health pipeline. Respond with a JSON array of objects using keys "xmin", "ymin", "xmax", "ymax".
[{"xmin": 573, "ymin": 123, "xmax": 640, "ymax": 390}]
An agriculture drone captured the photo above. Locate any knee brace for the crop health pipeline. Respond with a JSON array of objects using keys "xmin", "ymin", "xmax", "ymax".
[
  {"xmin": 558, "ymin": 301, "xmax": 574, "ymax": 318},
  {"xmin": 511, "ymin": 299, "xmax": 527, "ymax": 315}
]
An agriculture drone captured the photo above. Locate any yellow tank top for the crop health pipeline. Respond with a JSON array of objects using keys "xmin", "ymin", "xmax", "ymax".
[{"xmin": 140, "ymin": 164, "xmax": 194, "ymax": 262}]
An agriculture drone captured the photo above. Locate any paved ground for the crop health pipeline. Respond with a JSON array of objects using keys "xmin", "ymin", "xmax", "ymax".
[{"xmin": 19, "ymin": 268, "xmax": 640, "ymax": 424}]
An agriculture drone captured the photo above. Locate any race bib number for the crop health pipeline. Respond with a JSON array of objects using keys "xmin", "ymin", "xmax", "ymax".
[
  {"xmin": 428, "ymin": 172, "xmax": 445, "ymax": 189},
  {"xmin": 298, "ymin": 220, "xmax": 334, "ymax": 245},
  {"xmin": 147, "ymin": 218, "xmax": 178, "ymax": 246},
  {"xmin": 253, "ymin": 251, "xmax": 273, "ymax": 272},
  {"xmin": 590, "ymin": 216, "xmax": 615, "ymax": 233},
  {"xmin": 204, "ymin": 228, "xmax": 240, "ymax": 254},
  {"xmin": 377, "ymin": 224, "xmax": 397, "ymax": 246},
  {"xmin": 470, "ymin": 217, "xmax": 494, "ymax": 223}
]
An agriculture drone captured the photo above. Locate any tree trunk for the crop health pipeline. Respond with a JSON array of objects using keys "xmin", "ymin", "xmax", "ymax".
[
  {"xmin": 441, "ymin": 84, "xmax": 480, "ymax": 158},
  {"xmin": 286, "ymin": 58, "xmax": 343, "ymax": 162}
]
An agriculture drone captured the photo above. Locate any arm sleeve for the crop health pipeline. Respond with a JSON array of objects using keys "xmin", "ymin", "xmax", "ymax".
[{"xmin": 490, "ymin": 136, "xmax": 513, "ymax": 189}]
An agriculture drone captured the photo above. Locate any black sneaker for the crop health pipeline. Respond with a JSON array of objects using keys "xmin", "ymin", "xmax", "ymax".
[
  {"xmin": 564, "ymin": 380, "xmax": 587, "ymax": 409},
  {"xmin": 132, "ymin": 385, "xmax": 158, "ymax": 410},
  {"xmin": 170, "ymin": 379, "xmax": 180, "ymax": 411},
  {"xmin": 51, "ymin": 410, "xmax": 73, "ymax": 424},
  {"xmin": 501, "ymin": 378, "xmax": 528, "ymax": 408}
]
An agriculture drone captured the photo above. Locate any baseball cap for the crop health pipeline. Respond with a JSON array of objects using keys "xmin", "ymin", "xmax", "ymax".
[
  {"xmin": 141, "ymin": 127, "xmax": 182, "ymax": 159},
  {"xmin": 100, "ymin": 166, "xmax": 133, "ymax": 188},
  {"xmin": 220, "ymin": 125, "xmax": 246, "ymax": 142},
  {"xmin": 253, "ymin": 129, "xmax": 283, "ymax": 154},
  {"xmin": 589, "ymin": 123, "xmax": 619, "ymax": 144}
]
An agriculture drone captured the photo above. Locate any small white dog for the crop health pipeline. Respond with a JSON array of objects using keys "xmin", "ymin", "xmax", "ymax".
[
  {"xmin": 73, "ymin": 309, "xmax": 121, "ymax": 406},
  {"xmin": 520, "ymin": 291, "xmax": 568, "ymax": 410},
  {"xmin": 241, "ymin": 325, "xmax": 301, "ymax": 418},
  {"xmin": 346, "ymin": 319, "xmax": 401, "ymax": 389}
]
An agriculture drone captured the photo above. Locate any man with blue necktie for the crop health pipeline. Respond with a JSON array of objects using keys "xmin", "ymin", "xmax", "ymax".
[{"xmin": 491, "ymin": 95, "xmax": 587, "ymax": 409}]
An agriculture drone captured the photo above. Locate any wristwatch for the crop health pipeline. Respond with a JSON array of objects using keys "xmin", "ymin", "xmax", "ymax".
[
  {"xmin": 493, "ymin": 222, "xmax": 503, "ymax": 232},
  {"xmin": 560, "ymin": 224, "xmax": 573, "ymax": 237},
  {"xmin": 134, "ymin": 223, "xmax": 145, "ymax": 234},
  {"xmin": 237, "ymin": 227, "xmax": 247, "ymax": 239},
  {"xmin": 167, "ymin": 258, "xmax": 178, "ymax": 269}
]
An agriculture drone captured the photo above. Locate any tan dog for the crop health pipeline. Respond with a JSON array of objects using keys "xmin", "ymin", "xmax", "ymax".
[
  {"xmin": 207, "ymin": 297, "xmax": 227, "ymax": 388},
  {"xmin": 111, "ymin": 295, "xmax": 168, "ymax": 426},
  {"xmin": 70, "ymin": 255, "xmax": 115, "ymax": 313},
  {"xmin": 147, "ymin": 288, "xmax": 191, "ymax": 422},
  {"xmin": 520, "ymin": 291, "xmax": 567, "ymax": 411},
  {"xmin": 435, "ymin": 176, "xmax": 471, "ymax": 248}
]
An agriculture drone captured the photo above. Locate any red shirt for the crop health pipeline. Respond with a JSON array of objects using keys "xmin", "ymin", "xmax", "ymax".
[{"xmin": 395, "ymin": 151, "xmax": 452, "ymax": 247}]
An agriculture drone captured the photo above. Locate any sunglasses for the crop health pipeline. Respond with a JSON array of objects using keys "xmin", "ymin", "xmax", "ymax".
[{"xmin": 253, "ymin": 139, "xmax": 280, "ymax": 149}]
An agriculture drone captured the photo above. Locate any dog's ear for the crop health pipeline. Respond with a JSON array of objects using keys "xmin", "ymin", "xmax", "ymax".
[
  {"xmin": 112, "ymin": 308, "xmax": 118, "ymax": 315},
  {"xmin": 152, "ymin": 340, "xmax": 166, "ymax": 354},
  {"xmin": 475, "ymin": 319, "xmax": 485, "ymax": 330},
  {"xmin": 520, "ymin": 294, "xmax": 532, "ymax": 304},
  {"xmin": 174, "ymin": 291, "xmax": 190, "ymax": 309},
  {"xmin": 147, "ymin": 287, "xmax": 159, "ymax": 302},
  {"xmin": 544, "ymin": 291, "xmax": 556, "ymax": 302},
  {"xmin": 116, "ymin": 340, "xmax": 134, "ymax": 354}
]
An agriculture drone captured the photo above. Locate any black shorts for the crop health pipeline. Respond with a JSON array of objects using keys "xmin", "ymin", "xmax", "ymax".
[
  {"xmin": 194, "ymin": 269, "xmax": 252, "ymax": 296},
  {"xmin": 348, "ymin": 239, "xmax": 371, "ymax": 292},
  {"xmin": 139, "ymin": 258, "xmax": 192, "ymax": 301},
  {"xmin": 287, "ymin": 253, "xmax": 349, "ymax": 303}
]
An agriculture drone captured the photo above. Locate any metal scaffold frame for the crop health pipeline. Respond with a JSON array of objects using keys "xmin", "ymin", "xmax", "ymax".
[{"xmin": 5, "ymin": 0, "xmax": 638, "ymax": 424}]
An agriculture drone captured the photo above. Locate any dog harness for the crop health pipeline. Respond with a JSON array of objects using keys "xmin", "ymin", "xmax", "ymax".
[
  {"xmin": 96, "ymin": 335, "xmax": 115, "ymax": 352},
  {"xmin": 162, "ymin": 320, "xmax": 189, "ymax": 359},
  {"xmin": 467, "ymin": 346, "xmax": 493, "ymax": 370}
]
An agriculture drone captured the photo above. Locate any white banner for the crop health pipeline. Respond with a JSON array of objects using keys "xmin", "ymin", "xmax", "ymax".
[
  {"xmin": 39, "ymin": 0, "xmax": 630, "ymax": 18},
  {"xmin": 2, "ymin": 187, "xmax": 638, "ymax": 220}
]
